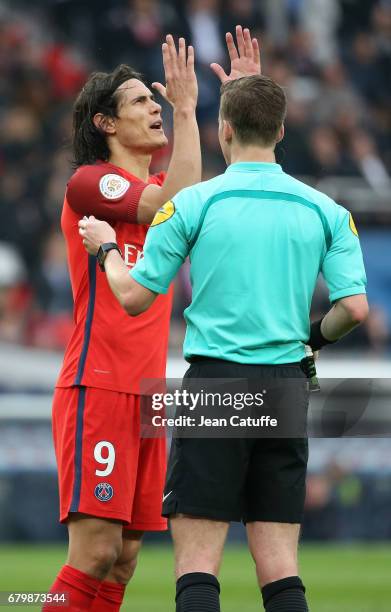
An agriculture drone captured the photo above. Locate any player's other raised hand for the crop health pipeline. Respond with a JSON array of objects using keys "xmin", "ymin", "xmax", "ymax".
[
  {"xmin": 211, "ymin": 25, "xmax": 261, "ymax": 84},
  {"xmin": 152, "ymin": 35, "xmax": 198, "ymax": 113}
]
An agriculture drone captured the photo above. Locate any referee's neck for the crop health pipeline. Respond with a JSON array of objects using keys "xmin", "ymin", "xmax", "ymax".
[{"xmin": 230, "ymin": 145, "xmax": 276, "ymax": 165}]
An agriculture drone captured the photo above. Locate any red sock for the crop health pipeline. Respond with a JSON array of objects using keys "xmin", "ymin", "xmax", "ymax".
[
  {"xmin": 42, "ymin": 565, "xmax": 101, "ymax": 611},
  {"xmin": 90, "ymin": 581, "xmax": 126, "ymax": 611}
]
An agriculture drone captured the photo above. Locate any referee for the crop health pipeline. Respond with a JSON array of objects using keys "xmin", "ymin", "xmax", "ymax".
[{"xmin": 79, "ymin": 74, "xmax": 369, "ymax": 612}]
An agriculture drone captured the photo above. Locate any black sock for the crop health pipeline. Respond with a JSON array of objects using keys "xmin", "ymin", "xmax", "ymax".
[
  {"xmin": 262, "ymin": 576, "xmax": 309, "ymax": 612},
  {"xmin": 176, "ymin": 572, "xmax": 220, "ymax": 612}
]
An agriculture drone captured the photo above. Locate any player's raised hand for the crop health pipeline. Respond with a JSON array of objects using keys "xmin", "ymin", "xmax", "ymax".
[
  {"xmin": 78, "ymin": 215, "xmax": 116, "ymax": 256},
  {"xmin": 152, "ymin": 35, "xmax": 198, "ymax": 112},
  {"xmin": 211, "ymin": 25, "xmax": 261, "ymax": 84}
]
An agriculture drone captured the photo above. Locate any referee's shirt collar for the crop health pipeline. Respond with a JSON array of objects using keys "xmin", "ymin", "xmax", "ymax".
[{"xmin": 225, "ymin": 162, "xmax": 283, "ymax": 174}]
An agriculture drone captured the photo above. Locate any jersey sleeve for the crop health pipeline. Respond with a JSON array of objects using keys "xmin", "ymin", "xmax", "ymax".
[
  {"xmin": 321, "ymin": 207, "xmax": 367, "ymax": 302},
  {"xmin": 66, "ymin": 165, "xmax": 149, "ymax": 223},
  {"xmin": 130, "ymin": 190, "xmax": 194, "ymax": 294}
]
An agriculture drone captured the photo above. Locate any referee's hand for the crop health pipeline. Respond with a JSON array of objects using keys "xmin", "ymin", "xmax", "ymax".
[
  {"xmin": 78, "ymin": 216, "xmax": 116, "ymax": 256},
  {"xmin": 210, "ymin": 25, "xmax": 261, "ymax": 84}
]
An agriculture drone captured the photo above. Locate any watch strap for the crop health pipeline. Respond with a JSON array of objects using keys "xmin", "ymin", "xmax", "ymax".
[{"xmin": 97, "ymin": 242, "xmax": 122, "ymax": 271}]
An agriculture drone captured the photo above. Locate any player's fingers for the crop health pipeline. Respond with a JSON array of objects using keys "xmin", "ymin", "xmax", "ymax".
[
  {"xmin": 243, "ymin": 27, "xmax": 253, "ymax": 58},
  {"xmin": 152, "ymin": 82, "xmax": 167, "ymax": 100},
  {"xmin": 226, "ymin": 32, "xmax": 238, "ymax": 62},
  {"xmin": 236, "ymin": 25, "xmax": 245, "ymax": 57},
  {"xmin": 253, "ymin": 37, "xmax": 261, "ymax": 69},
  {"xmin": 178, "ymin": 37, "xmax": 186, "ymax": 69},
  {"xmin": 167, "ymin": 34, "xmax": 180, "ymax": 80},
  {"xmin": 210, "ymin": 63, "xmax": 229, "ymax": 82},
  {"xmin": 161, "ymin": 42, "xmax": 172, "ymax": 82},
  {"xmin": 166, "ymin": 34, "xmax": 177, "ymax": 66},
  {"xmin": 187, "ymin": 45, "xmax": 195, "ymax": 71}
]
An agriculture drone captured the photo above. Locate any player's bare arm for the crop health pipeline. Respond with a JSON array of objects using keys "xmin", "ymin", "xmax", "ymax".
[
  {"xmin": 137, "ymin": 35, "xmax": 200, "ymax": 224},
  {"xmin": 210, "ymin": 25, "xmax": 261, "ymax": 83},
  {"xmin": 79, "ymin": 216, "xmax": 155, "ymax": 314}
]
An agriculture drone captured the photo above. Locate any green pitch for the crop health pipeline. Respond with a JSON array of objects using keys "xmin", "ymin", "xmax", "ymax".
[{"xmin": 0, "ymin": 543, "xmax": 390, "ymax": 611}]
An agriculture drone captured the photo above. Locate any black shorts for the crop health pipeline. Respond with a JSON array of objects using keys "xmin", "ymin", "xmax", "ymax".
[{"xmin": 162, "ymin": 358, "xmax": 309, "ymax": 524}]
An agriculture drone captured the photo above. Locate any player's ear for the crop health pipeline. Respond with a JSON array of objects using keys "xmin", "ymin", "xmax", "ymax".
[
  {"xmin": 276, "ymin": 123, "xmax": 285, "ymax": 144},
  {"xmin": 93, "ymin": 113, "xmax": 116, "ymax": 135}
]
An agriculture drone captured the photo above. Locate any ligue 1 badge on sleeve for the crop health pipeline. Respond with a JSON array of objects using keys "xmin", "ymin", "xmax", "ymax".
[
  {"xmin": 349, "ymin": 213, "xmax": 359, "ymax": 236},
  {"xmin": 99, "ymin": 174, "xmax": 130, "ymax": 200},
  {"xmin": 151, "ymin": 200, "xmax": 175, "ymax": 226},
  {"xmin": 94, "ymin": 482, "xmax": 114, "ymax": 502}
]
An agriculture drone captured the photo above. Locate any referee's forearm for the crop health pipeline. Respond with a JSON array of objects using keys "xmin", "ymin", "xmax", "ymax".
[
  {"xmin": 317, "ymin": 295, "xmax": 369, "ymax": 344},
  {"xmin": 103, "ymin": 249, "xmax": 135, "ymax": 309},
  {"xmin": 103, "ymin": 250, "xmax": 156, "ymax": 316}
]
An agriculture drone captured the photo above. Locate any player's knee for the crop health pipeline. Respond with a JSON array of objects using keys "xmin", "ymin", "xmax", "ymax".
[
  {"xmin": 88, "ymin": 543, "xmax": 121, "ymax": 579},
  {"xmin": 110, "ymin": 557, "xmax": 138, "ymax": 585}
]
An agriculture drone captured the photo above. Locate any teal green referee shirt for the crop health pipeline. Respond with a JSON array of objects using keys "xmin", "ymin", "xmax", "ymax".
[{"xmin": 131, "ymin": 162, "xmax": 367, "ymax": 364}]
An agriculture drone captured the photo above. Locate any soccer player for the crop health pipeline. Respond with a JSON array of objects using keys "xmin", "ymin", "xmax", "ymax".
[
  {"xmin": 47, "ymin": 26, "xmax": 261, "ymax": 612},
  {"xmin": 45, "ymin": 35, "xmax": 199, "ymax": 612},
  {"xmin": 79, "ymin": 74, "xmax": 369, "ymax": 612}
]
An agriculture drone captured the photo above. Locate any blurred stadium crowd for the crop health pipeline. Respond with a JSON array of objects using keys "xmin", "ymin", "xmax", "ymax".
[{"xmin": 0, "ymin": 0, "xmax": 390, "ymax": 352}]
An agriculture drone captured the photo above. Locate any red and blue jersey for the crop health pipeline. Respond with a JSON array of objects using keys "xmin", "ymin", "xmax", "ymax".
[{"xmin": 56, "ymin": 161, "xmax": 173, "ymax": 394}]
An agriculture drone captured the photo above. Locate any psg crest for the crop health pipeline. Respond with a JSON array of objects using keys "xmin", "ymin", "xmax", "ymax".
[{"xmin": 94, "ymin": 482, "xmax": 114, "ymax": 502}]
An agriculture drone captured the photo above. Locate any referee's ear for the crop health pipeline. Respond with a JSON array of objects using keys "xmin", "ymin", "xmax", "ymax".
[
  {"xmin": 221, "ymin": 119, "xmax": 233, "ymax": 144},
  {"xmin": 275, "ymin": 124, "xmax": 285, "ymax": 144}
]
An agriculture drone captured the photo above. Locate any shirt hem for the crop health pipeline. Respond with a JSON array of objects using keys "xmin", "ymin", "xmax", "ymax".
[
  {"xmin": 130, "ymin": 270, "xmax": 169, "ymax": 294},
  {"xmin": 329, "ymin": 286, "xmax": 367, "ymax": 302},
  {"xmin": 183, "ymin": 347, "xmax": 306, "ymax": 365},
  {"xmin": 55, "ymin": 381, "xmax": 160, "ymax": 396}
]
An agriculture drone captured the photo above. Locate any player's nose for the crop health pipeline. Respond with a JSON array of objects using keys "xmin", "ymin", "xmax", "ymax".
[{"xmin": 151, "ymin": 100, "xmax": 162, "ymax": 114}]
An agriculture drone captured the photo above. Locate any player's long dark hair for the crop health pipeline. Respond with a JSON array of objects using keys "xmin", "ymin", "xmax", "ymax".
[{"xmin": 72, "ymin": 64, "xmax": 142, "ymax": 167}]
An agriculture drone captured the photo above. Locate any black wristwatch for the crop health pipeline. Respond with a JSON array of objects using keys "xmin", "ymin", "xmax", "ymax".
[{"xmin": 96, "ymin": 242, "xmax": 122, "ymax": 271}]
